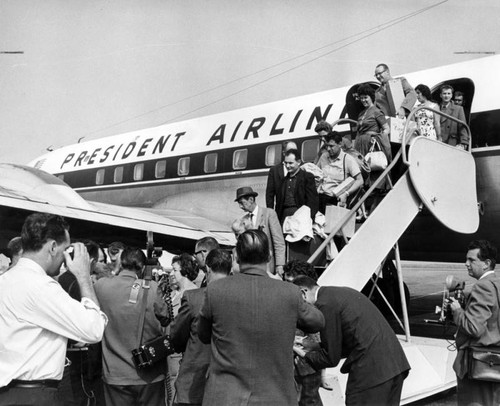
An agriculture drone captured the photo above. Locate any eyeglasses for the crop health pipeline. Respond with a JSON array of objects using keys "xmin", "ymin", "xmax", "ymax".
[{"xmin": 374, "ymin": 70, "xmax": 387, "ymax": 78}]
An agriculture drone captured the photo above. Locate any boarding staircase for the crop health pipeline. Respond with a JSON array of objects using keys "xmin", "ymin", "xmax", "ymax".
[{"xmin": 311, "ymin": 108, "xmax": 479, "ymax": 404}]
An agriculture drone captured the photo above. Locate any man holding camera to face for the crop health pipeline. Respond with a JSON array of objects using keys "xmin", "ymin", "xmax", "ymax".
[
  {"xmin": 0, "ymin": 213, "xmax": 107, "ymax": 406},
  {"xmin": 450, "ymin": 240, "xmax": 500, "ymax": 406}
]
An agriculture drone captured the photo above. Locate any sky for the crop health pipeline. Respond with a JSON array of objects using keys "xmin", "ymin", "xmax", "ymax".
[{"xmin": 0, "ymin": 0, "xmax": 498, "ymax": 165}]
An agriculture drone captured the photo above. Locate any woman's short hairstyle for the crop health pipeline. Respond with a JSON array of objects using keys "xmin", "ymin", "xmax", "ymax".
[
  {"xmin": 174, "ymin": 253, "xmax": 199, "ymax": 281},
  {"xmin": 357, "ymin": 83, "xmax": 376, "ymax": 103},
  {"xmin": 120, "ymin": 247, "xmax": 146, "ymax": 276},
  {"xmin": 231, "ymin": 217, "xmax": 253, "ymax": 237},
  {"xmin": 236, "ymin": 229, "xmax": 270, "ymax": 265},
  {"xmin": 415, "ymin": 84, "xmax": 432, "ymax": 101}
]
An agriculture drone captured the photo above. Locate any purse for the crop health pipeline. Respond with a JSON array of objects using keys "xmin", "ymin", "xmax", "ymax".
[
  {"xmin": 467, "ymin": 346, "xmax": 500, "ymax": 382},
  {"xmin": 131, "ymin": 272, "xmax": 174, "ymax": 369},
  {"xmin": 365, "ymin": 138, "xmax": 388, "ymax": 171}
]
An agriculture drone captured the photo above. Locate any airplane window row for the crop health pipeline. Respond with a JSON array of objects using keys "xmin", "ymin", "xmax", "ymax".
[{"xmin": 86, "ymin": 139, "xmax": 320, "ymax": 185}]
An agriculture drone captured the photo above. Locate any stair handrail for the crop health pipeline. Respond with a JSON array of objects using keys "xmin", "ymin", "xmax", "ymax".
[
  {"xmin": 308, "ymin": 144, "xmax": 404, "ymax": 264},
  {"xmin": 401, "ymin": 106, "xmax": 472, "ymax": 165}
]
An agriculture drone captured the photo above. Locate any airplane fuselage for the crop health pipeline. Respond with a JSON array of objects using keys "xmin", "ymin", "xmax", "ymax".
[{"xmin": 29, "ymin": 56, "xmax": 500, "ymax": 261}]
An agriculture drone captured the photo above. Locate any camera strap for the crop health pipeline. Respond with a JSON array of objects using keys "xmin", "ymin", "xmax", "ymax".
[{"xmin": 135, "ymin": 270, "xmax": 152, "ymax": 348}]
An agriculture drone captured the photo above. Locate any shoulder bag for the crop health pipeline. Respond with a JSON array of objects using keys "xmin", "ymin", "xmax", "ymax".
[
  {"xmin": 131, "ymin": 272, "xmax": 174, "ymax": 369},
  {"xmin": 365, "ymin": 137, "xmax": 388, "ymax": 171}
]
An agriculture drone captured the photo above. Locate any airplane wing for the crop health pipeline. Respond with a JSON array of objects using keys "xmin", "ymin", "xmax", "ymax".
[{"xmin": 0, "ymin": 164, "xmax": 235, "ymax": 251}]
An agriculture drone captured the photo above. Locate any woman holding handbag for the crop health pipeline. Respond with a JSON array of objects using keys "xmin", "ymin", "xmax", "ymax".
[{"xmin": 354, "ymin": 83, "xmax": 392, "ymax": 212}]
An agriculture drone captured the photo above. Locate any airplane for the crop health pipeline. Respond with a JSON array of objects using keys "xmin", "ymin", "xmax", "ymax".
[
  {"xmin": 0, "ymin": 163, "xmax": 235, "ymax": 258},
  {"xmin": 28, "ymin": 54, "xmax": 500, "ymax": 262},
  {"xmin": 15, "ymin": 55, "xmax": 499, "ymax": 404}
]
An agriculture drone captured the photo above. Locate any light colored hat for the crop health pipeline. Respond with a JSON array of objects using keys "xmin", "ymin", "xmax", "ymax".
[{"xmin": 282, "ymin": 205, "xmax": 314, "ymax": 243}]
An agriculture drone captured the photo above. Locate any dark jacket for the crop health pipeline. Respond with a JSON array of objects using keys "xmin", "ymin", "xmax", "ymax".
[
  {"xmin": 198, "ymin": 263, "xmax": 324, "ymax": 406},
  {"xmin": 170, "ymin": 288, "xmax": 210, "ymax": 404},
  {"xmin": 275, "ymin": 168, "xmax": 319, "ymax": 222},
  {"xmin": 306, "ymin": 286, "xmax": 410, "ymax": 395},
  {"xmin": 266, "ymin": 162, "xmax": 286, "ymax": 209}
]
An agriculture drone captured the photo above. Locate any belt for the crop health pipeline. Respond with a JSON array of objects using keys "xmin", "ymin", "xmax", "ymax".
[{"xmin": 8, "ymin": 379, "xmax": 60, "ymax": 389}]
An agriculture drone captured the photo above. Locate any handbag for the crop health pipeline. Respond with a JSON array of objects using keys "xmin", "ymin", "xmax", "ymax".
[
  {"xmin": 365, "ymin": 138, "xmax": 388, "ymax": 171},
  {"xmin": 467, "ymin": 346, "xmax": 500, "ymax": 382},
  {"xmin": 131, "ymin": 271, "xmax": 174, "ymax": 369}
]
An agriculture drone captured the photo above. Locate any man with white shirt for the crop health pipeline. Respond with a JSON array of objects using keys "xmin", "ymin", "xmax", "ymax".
[
  {"xmin": 235, "ymin": 186, "xmax": 285, "ymax": 276},
  {"xmin": 0, "ymin": 212, "xmax": 107, "ymax": 406},
  {"xmin": 450, "ymin": 240, "xmax": 500, "ymax": 405}
]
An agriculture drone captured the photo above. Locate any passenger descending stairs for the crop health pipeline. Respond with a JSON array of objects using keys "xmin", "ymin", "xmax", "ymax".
[
  {"xmin": 316, "ymin": 136, "xmax": 479, "ymax": 290},
  {"xmin": 310, "ymin": 128, "xmax": 480, "ymax": 405}
]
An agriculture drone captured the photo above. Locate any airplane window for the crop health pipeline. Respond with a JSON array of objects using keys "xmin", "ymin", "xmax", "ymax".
[
  {"xmin": 265, "ymin": 145, "xmax": 282, "ymax": 166},
  {"xmin": 134, "ymin": 163, "xmax": 144, "ymax": 181},
  {"xmin": 302, "ymin": 139, "xmax": 320, "ymax": 163},
  {"xmin": 178, "ymin": 157, "xmax": 190, "ymax": 176},
  {"xmin": 155, "ymin": 160, "xmax": 166, "ymax": 178},
  {"xmin": 114, "ymin": 166, "xmax": 124, "ymax": 183},
  {"xmin": 204, "ymin": 153, "xmax": 218, "ymax": 174},
  {"xmin": 96, "ymin": 169, "xmax": 105, "ymax": 185},
  {"xmin": 233, "ymin": 149, "xmax": 247, "ymax": 170}
]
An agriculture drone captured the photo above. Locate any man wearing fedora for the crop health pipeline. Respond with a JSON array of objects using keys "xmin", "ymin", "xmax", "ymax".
[{"xmin": 235, "ymin": 186, "xmax": 286, "ymax": 276}]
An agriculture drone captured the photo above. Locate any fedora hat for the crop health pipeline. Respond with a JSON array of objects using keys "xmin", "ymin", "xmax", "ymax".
[{"xmin": 235, "ymin": 186, "xmax": 258, "ymax": 201}]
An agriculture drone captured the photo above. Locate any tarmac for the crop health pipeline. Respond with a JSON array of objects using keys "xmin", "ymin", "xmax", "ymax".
[{"xmin": 401, "ymin": 261, "xmax": 466, "ymax": 406}]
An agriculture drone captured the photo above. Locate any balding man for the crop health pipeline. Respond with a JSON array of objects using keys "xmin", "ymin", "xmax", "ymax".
[{"xmin": 374, "ymin": 63, "xmax": 416, "ymax": 118}]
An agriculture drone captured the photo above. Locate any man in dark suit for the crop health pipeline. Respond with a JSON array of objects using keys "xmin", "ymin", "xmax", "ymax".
[
  {"xmin": 293, "ymin": 276, "xmax": 410, "ymax": 406},
  {"xmin": 450, "ymin": 240, "xmax": 500, "ymax": 406},
  {"xmin": 235, "ymin": 186, "xmax": 286, "ymax": 276},
  {"xmin": 170, "ymin": 249, "xmax": 232, "ymax": 406},
  {"xmin": 439, "ymin": 84, "xmax": 469, "ymax": 148},
  {"xmin": 266, "ymin": 140, "xmax": 297, "ymax": 210},
  {"xmin": 274, "ymin": 148, "xmax": 319, "ymax": 224},
  {"xmin": 198, "ymin": 229, "xmax": 325, "ymax": 406}
]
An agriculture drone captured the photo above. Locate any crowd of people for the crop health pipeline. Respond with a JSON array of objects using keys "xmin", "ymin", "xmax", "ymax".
[{"xmin": 0, "ymin": 62, "xmax": 494, "ymax": 406}]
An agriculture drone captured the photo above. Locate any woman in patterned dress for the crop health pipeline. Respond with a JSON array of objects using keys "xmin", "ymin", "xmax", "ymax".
[{"xmin": 414, "ymin": 84, "xmax": 442, "ymax": 141}]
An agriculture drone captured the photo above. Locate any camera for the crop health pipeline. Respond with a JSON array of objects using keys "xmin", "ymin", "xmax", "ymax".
[{"xmin": 435, "ymin": 275, "xmax": 465, "ymax": 323}]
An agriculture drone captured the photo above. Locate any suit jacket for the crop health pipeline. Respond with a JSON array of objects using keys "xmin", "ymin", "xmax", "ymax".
[
  {"xmin": 266, "ymin": 162, "xmax": 286, "ymax": 209},
  {"xmin": 254, "ymin": 206, "xmax": 286, "ymax": 268},
  {"xmin": 305, "ymin": 286, "xmax": 410, "ymax": 395},
  {"xmin": 170, "ymin": 288, "xmax": 210, "ymax": 404},
  {"xmin": 375, "ymin": 76, "xmax": 417, "ymax": 116},
  {"xmin": 275, "ymin": 168, "xmax": 319, "ymax": 223},
  {"xmin": 440, "ymin": 103, "xmax": 469, "ymax": 146},
  {"xmin": 198, "ymin": 263, "xmax": 325, "ymax": 406},
  {"xmin": 453, "ymin": 274, "xmax": 500, "ymax": 378}
]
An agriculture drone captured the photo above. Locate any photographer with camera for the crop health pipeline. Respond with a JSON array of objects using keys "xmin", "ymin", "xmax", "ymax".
[
  {"xmin": 94, "ymin": 246, "xmax": 171, "ymax": 406},
  {"xmin": 450, "ymin": 240, "xmax": 500, "ymax": 405},
  {"xmin": 0, "ymin": 213, "xmax": 107, "ymax": 406}
]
